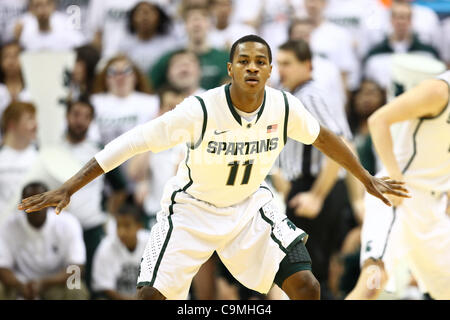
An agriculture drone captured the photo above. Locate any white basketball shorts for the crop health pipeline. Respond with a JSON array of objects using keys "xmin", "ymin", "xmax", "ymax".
[
  {"xmin": 361, "ymin": 184, "xmax": 450, "ymax": 299},
  {"xmin": 136, "ymin": 179, "xmax": 307, "ymax": 299}
]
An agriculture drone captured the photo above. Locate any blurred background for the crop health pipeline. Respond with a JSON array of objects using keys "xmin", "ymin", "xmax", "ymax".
[{"xmin": 0, "ymin": 0, "xmax": 449, "ymax": 300}]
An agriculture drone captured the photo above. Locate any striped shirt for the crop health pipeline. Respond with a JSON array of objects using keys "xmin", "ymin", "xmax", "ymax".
[{"xmin": 278, "ymin": 80, "xmax": 352, "ymax": 181}]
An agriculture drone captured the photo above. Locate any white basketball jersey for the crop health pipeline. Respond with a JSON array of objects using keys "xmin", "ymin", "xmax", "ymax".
[
  {"xmin": 392, "ymin": 71, "xmax": 450, "ymax": 192},
  {"xmin": 170, "ymin": 84, "xmax": 320, "ymax": 207},
  {"xmin": 95, "ymin": 84, "xmax": 320, "ymax": 208}
]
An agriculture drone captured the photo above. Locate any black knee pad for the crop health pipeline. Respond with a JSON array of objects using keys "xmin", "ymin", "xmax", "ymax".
[{"xmin": 274, "ymin": 240, "xmax": 312, "ymax": 288}]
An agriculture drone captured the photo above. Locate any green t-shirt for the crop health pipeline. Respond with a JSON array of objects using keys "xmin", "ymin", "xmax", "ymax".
[{"xmin": 149, "ymin": 48, "xmax": 230, "ymax": 90}]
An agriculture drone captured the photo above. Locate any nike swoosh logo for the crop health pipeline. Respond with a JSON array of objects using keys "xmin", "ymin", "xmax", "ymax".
[{"xmin": 214, "ymin": 130, "xmax": 229, "ymax": 135}]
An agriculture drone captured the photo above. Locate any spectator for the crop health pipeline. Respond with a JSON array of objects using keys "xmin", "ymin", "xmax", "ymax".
[
  {"xmin": 0, "ymin": 182, "xmax": 88, "ymax": 300},
  {"xmin": 0, "ymin": 0, "xmax": 28, "ymax": 45},
  {"xmin": 0, "ymin": 41, "xmax": 32, "ymax": 125},
  {"xmin": 363, "ymin": 1, "xmax": 440, "ymax": 90},
  {"xmin": 128, "ymin": 85, "xmax": 185, "ymax": 229},
  {"xmin": 323, "ymin": 0, "xmax": 387, "ymax": 59},
  {"xmin": 149, "ymin": 4, "xmax": 229, "ymax": 90},
  {"xmin": 208, "ymin": 0, "xmax": 256, "ymax": 51},
  {"xmin": 14, "ymin": 0, "xmax": 86, "ymax": 52},
  {"xmin": 0, "ymin": 102, "xmax": 38, "ymax": 225},
  {"xmin": 381, "ymin": 0, "xmax": 442, "ymax": 57},
  {"xmin": 22, "ymin": 97, "xmax": 128, "ymax": 294},
  {"xmin": 57, "ymin": 0, "xmax": 91, "ymax": 39},
  {"xmin": 118, "ymin": 1, "xmax": 178, "ymax": 75},
  {"xmin": 303, "ymin": 0, "xmax": 360, "ymax": 91},
  {"xmin": 287, "ymin": 18, "xmax": 347, "ymax": 118},
  {"xmin": 349, "ymin": 79, "xmax": 386, "ymax": 176},
  {"xmin": 86, "ymin": 0, "xmax": 140, "ymax": 58},
  {"xmin": 92, "ymin": 203, "xmax": 150, "ymax": 300},
  {"xmin": 274, "ymin": 39, "xmax": 355, "ymax": 299},
  {"xmin": 90, "ymin": 55, "xmax": 159, "ymax": 146},
  {"xmin": 69, "ymin": 45, "xmax": 101, "ymax": 101},
  {"xmin": 166, "ymin": 49, "xmax": 205, "ymax": 96}
]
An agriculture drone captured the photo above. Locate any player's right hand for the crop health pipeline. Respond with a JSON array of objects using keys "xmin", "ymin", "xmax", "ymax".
[{"xmin": 18, "ymin": 188, "xmax": 71, "ymax": 215}]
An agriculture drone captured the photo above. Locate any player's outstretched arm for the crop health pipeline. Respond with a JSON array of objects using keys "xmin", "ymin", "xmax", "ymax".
[
  {"xmin": 18, "ymin": 158, "xmax": 104, "ymax": 214},
  {"xmin": 312, "ymin": 125, "xmax": 410, "ymax": 206}
]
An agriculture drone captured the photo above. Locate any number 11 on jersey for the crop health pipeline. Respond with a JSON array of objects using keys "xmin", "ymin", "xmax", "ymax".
[{"xmin": 226, "ymin": 160, "xmax": 254, "ymax": 185}]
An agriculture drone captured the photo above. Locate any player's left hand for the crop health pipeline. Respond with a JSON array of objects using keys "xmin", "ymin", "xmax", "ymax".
[
  {"xmin": 289, "ymin": 191, "xmax": 324, "ymax": 219},
  {"xmin": 364, "ymin": 176, "xmax": 410, "ymax": 207}
]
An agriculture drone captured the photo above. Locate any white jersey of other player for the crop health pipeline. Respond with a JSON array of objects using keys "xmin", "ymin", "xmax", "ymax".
[
  {"xmin": 96, "ymin": 84, "xmax": 320, "ymax": 208},
  {"xmin": 0, "ymin": 209, "xmax": 85, "ymax": 283},
  {"xmin": 391, "ymin": 71, "xmax": 450, "ymax": 192},
  {"xmin": 92, "ymin": 229, "xmax": 150, "ymax": 296}
]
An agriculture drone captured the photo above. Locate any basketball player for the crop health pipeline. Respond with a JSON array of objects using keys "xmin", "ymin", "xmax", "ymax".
[
  {"xmin": 346, "ymin": 72, "xmax": 450, "ymax": 300},
  {"xmin": 18, "ymin": 35, "xmax": 408, "ymax": 300}
]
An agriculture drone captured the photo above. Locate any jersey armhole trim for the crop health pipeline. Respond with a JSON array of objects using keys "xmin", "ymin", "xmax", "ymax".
[
  {"xmin": 191, "ymin": 96, "xmax": 208, "ymax": 149},
  {"xmin": 282, "ymin": 91, "xmax": 289, "ymax": 145}
]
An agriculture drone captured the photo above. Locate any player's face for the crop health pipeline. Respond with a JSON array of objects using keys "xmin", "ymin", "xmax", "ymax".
[
  {"xmin": 227, "ymin": 42, "xmax": 272, "ymax": 93},
  {"xmin": 116, "ymin": 215, "xmax": 141, "ymax": 250},
  {"xmin": 277, "ymin": 50, "xmax": 311, "ymax": 92},
  {"xmin": 67, "ymin": 102, "xmax": 93, "ymax": 142}
]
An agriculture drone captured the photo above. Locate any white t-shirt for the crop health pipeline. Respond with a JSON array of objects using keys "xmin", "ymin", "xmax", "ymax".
[
  {"xmin": 323, "ymin": 0, "xmax": 387, "ymax": 59},
  {"xmin": 92, "ymin": 229, "xmax": 150, "ymax": 296},
  {"xmin": 95, "ymin": 84, "xmax": 320, "ymax": 207},
  {"xmin": 117, "ymin": 33, "xmax": 179, "ymax": 73},
  {"xmin": 310, "ymin": 21, "xmax": 360, "ymax": 90},
  {"xmin": 144, "ymin": 144, "xmax": 185, "ymax": 215},
  {"xmin": 89, "ymin": 92, "xmax": 160, "ymax": 145},
  {"xmin": 18, "ymin": 12, "xmax": 86, "ymax": 52},
  {"xmin": 209, "ymin": 23, "xmax": 257, "ymax": 51},
  {"xmin": 0, "ymin": 209, "xmax": 85, "ymax": 283},
  {"xmin": 0, "ymin": 0, "xmax": 27, "ymax": 44},
  {"xmin": 0, "ymin": 144, "xmax": 38, "ymax": 223},
  {"xmin": 86, "ymin": 0, "xmax": 140, "ymax": 58},
  {"xmin": 23, "ymin": 138, "xmax": 107, "ymax": 230}
]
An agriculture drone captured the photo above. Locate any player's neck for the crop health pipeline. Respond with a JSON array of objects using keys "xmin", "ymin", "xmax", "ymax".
[{"xmin": 229, "ymin": 83, "xmax": 265, "ymax": 113}]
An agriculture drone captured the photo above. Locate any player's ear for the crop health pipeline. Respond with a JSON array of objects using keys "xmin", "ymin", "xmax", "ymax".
[{"xmin": 227, "ymin": 62, "xmax": 232, "ymax": 77}]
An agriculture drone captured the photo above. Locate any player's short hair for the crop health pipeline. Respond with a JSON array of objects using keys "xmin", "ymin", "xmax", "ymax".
[
  {"xmin": 116, "ymin": 202, "xmax": 144, "ymax": 224},
  {"xmin": 278, "ymin": 40, "xmax": 312, "ymax": 62},
  {"xmin": 229, "ymin": 35, "xmax": 272, "ymax": 64},
  {"xmin": 1, "ymin": 101, "xmax": 36, "ymax": 135},
  {"xmin": 22, "ymin": 182, "xmax": 49, "ymax": 199},
  {"xmin": 66, "ymin": 95, "xmax": 95, "ymax": 118}
]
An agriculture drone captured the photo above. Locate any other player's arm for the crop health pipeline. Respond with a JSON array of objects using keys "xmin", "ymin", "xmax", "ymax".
[
  {"xmin": 312, "ymin": 125, "xmax": 409, "ymax": 206},
  {"xmin": 368, "ymin": 78, "xmax": 449, "ymax": 182}
]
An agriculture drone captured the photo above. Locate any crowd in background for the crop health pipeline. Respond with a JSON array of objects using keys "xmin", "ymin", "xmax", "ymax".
[{"xmin": 0, "ymin": 0, "xmax": 449, "ymax": 300}]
